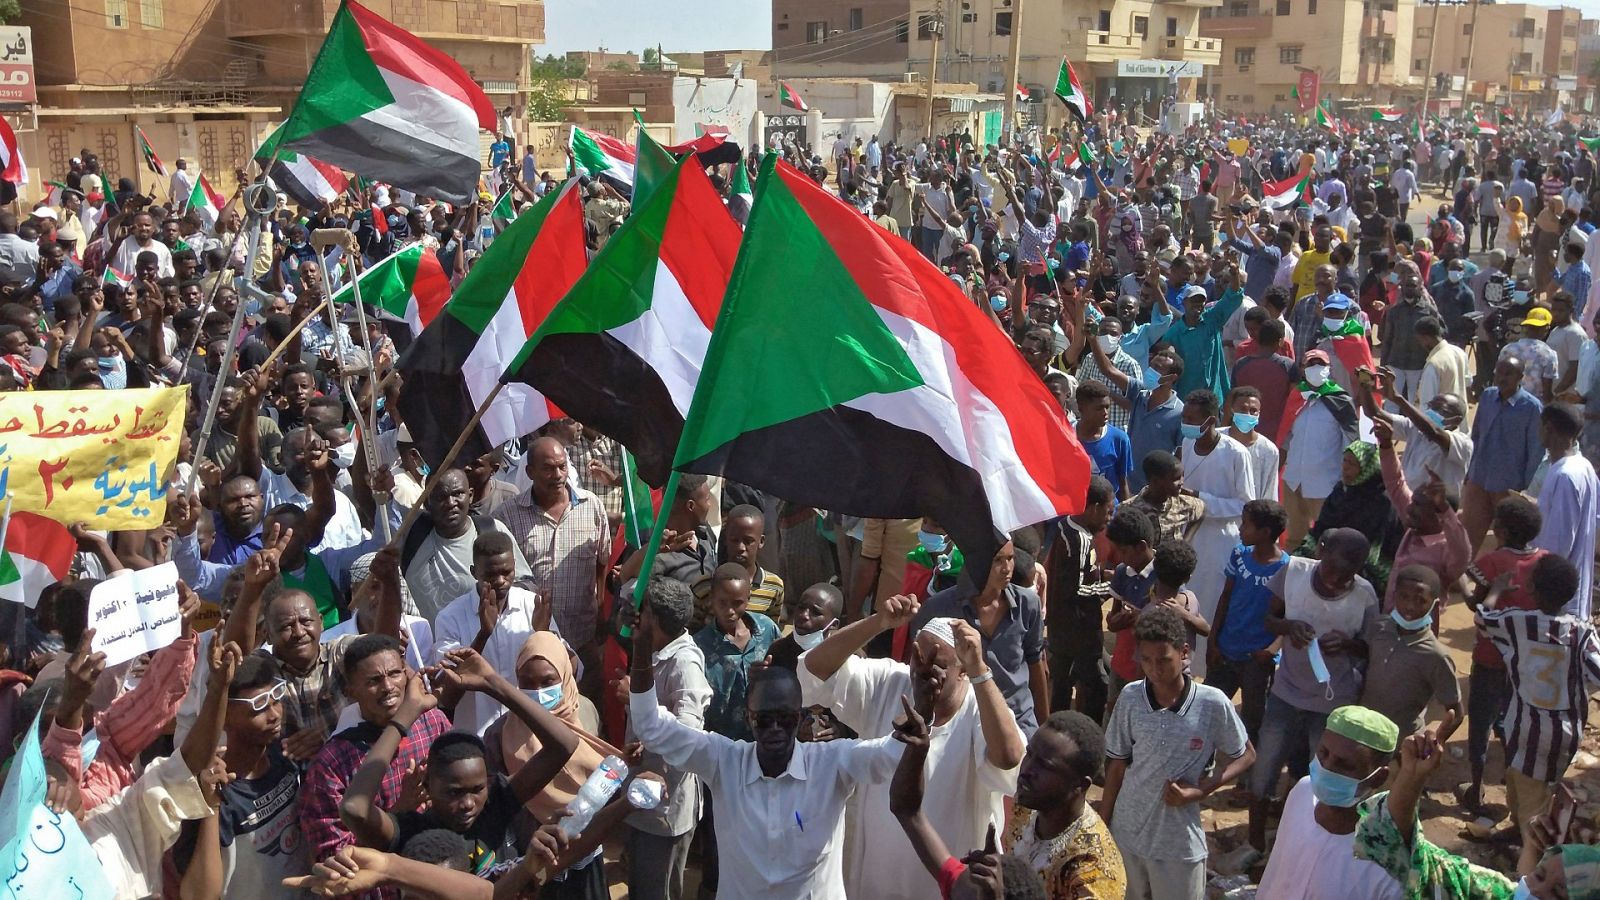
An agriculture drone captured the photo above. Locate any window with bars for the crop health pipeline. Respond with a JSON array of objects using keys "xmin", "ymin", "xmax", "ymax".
[
  {"xmin": 140, "ymin": 0, "xmax": 164, "ymax": 28},
  {"xmin": 1279, "ymin": 45, "xmax": 1302, "ymax": 64},
  {"xmin": 105, "ymin": 0, "xmax": 129, "ymax": 28}
]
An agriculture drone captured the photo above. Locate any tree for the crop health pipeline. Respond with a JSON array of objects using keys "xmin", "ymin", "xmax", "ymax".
[
  {"xmin": 0, "ymin": 1, "xmax": 18, "ymax": 24},
  {"xmin": 643, "ymin": 47, "xmax": 659, "ymax": 65},
  {"xmin": 527, "ymin": 78, "xmax": 573, "ymax": 122}
]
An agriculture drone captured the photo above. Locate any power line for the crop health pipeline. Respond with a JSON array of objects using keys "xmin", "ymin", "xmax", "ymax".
[{"xmin": 773, "ymin": 18, "xmax": 910, "ymax": 64}]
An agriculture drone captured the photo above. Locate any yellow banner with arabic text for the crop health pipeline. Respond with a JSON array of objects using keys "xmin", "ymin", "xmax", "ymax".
[{"xmin": 0, "ymin": 387, "xmax": 187, "ymax": 528}]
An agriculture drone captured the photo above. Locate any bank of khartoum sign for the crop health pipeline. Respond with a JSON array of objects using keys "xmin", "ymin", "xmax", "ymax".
[
  {"xmin": 0, "ymin": 27, "xmax": 33, "ymax": 105},
  {"xmin": 1115, "ymin": 60, "xmax": 1206, "ymax": 79}
]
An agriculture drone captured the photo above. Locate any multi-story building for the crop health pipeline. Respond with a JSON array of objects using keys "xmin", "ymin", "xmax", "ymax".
[
  {"xmin": 1197, "ymin": 0, "xmax": 1418, "ymax": 115},
  {"xmin": 15, "ymin": 0, "xmax": 542, "ymax": 194},
  {"xmin": 772, "ymin": 0, "xmax": 1222, "ymax": 124},
  {"xmin": 1408, "ymin": 2, "xmax": 1580, "ymax": 113}
]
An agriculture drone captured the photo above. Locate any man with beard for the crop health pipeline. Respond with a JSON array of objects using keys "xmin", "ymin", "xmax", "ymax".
[
  {"xmin": 799, "ymin": 594, "xmax": 1023, "ymax": 900},
  {"xmin": 1378, "ymin": 260, "xmax": 1441, "ymax": 404},
  {"xmin": 400, "ymin": 468, "xmax": 529, "ymax": 622},
  {"xmin": 205, "ymin": 473, "xmax": 265, "ymax": 566},
  {"xmin": 202, "ymin": 376, "xmax": 283, "ymax": 473},
  {"xmin": 629, "ymin": 599, "xmax": 904, "ymax": 898}
]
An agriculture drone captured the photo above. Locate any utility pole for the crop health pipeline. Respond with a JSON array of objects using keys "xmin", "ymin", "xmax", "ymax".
[
  {"xmin": 925, "ymin": 2, "xmax": 944, "ymax": 141},
  {"xmin": 1002, "ymin": 0, "xmax": 1025, "ymax": 144},
  {"xmin": 1460, "ymin": 0, "xmax": 1479, "ymax": 112},
  {"xmin": 1420, "ymin": 0, "xmax": 1443, "ymax": 114}
]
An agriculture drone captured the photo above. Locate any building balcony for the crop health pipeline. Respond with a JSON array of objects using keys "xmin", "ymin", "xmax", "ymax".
[
  {"xmin": 1361, "ymin": 10, "xmax": 1396, "ymax": 38},
  {"xmin": 1067, "ymin": 31, "xmax": 1143, "ymax": 62},
  {"xmin": 1159, "ymin": 35, "xmax": 1223, "ymax": 65},
  {"xmin": 1159, "ymin": 0, "xmax": 1224, "ymax": 8},
  {"xmin": 1198, "ymin": 13, "xmax": 1272, "ymax": 40}
]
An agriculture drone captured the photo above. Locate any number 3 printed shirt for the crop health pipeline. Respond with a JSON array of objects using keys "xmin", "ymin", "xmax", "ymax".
[{"xmin": 1479, "ymin": 608, "xmax": 1600, "ymax": 781}]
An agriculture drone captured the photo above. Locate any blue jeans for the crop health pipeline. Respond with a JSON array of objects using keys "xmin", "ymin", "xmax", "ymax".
[
  {"xmin": 1467, "ymin": 664, "xmax": 1512, "ymax": 778},
  {"xmin": 916, "ymin": 225, "xmax": 944, "ymax": 262},
  {"xmin": 1250, "ymin": 692, "xmax": 1329, "ymax": 799}
]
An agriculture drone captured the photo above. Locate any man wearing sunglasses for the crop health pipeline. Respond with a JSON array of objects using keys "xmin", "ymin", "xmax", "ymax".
[{"xmin": 628, "ymin": 577, "xmax": 905, "ymax": 899}]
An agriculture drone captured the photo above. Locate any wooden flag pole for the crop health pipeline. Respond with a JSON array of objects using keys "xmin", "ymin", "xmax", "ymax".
[
  {"xmin": 258, "ymin": 298, "xmax": 330, "ymax": 370},
  {"xmin": 387, "ymin": 381, "xmax": 506, "ymax": 546}
]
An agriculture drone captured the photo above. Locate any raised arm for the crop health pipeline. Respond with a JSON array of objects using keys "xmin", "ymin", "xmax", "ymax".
[
  {"xmin": 803, "ymin": 592, "xmax": 919, "ymax": 684},
  {"xmin": 886, "ymin": 696, "xmax": 951, "ymax": 877},
  {"xmin": 180, "ymin": 631, "xmax": 241, "ymax": 777},
  {"xmin": 225, "ymin": 524, "xmax": 293, "ymax": 652},
  {"xmin": 433, "ymin": 648, "xmax": 579, "ymax": 804},
  {"xmin": 951, "ymin": 620, "xmax": 1024, "ymax": 770},
  {"xmin": 338, "ymin": 671, "xmax": 434, "ymax": 848}
]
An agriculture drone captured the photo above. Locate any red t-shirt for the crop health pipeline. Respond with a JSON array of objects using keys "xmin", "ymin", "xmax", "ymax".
[
  {"xmin": 1470, "ymin": 546, "xmax": 1548, "ymax": 668},
  {"xmin": 937, "ymin": 857, "xmax": 967, "ymax": 899}
]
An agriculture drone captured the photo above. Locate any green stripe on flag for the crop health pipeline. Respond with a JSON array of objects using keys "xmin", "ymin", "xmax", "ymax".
[
  {"xmin": 278, "ymin": 3, "xmax": 394, "ymax": 144},
  {"xmin": 634, "ymin": 113, "xmax": 675, "ymax": 209},
  {"xmin": 620, "ymin": 450, "xmax": 654, "ymax": 548},
  {"xmin": 445, "ymin": 182, "xmax": 576, "ymax": 335},
  {"xmin": 674, "ymin": 153, "xmax": 924, "ymax": 466}
]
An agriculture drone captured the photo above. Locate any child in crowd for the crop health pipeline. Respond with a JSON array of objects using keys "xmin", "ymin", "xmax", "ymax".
[
  {"xmin": 768, "ymin": 582, "xmax": 850, "ymax": 742},
  {"xmin": 1148, "ymin": 539, "xmax": 1209, "ymax": 652},
  {"xmin": 1128, "ymin": 450, "xmax": 1206, "ymax": 545},
  {"xmin": 1105, "ymin": 506, "xmax": 1159, "ymax": 711},
  {"xmin": 1102, "ymin": 606, "xmax": 1254, "ymax": 899},
  {"xmin": 1207, "ymin": 499, "xmax": 1291, "ymax": 748},
  {"xmin": 1045, "ymin": 475, "xmax": 1117, "ymax": 722},
  {"xmin": 1473, "ymin": 555, "xmax": 1600, "ymax": 837},
  {"xmin": 1249, "ymin": 528, "xmax": 1380, "ymax": 851},
  {"xmin": 1357, "ymin": 564, "xmax": 1462, "ymax": 737},
  {"xmin": 1459, "ymin": 495, "xmax": 1548, "ymax": 813}
]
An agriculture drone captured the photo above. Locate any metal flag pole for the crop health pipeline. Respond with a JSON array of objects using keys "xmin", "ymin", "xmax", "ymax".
[{"xmin": 184, "ymin": 179, "xmax": 278, "ymax": 495}]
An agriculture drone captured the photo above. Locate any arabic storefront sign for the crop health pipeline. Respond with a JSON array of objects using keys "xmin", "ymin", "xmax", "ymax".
[
  {"xmin": 0, "ymin": 387, "xmax": 187, "ymax": 529},
  {"xmin": 90, "ymin": 561, "xmax": 182, "ymax": 667},
  {"xmin": 0, "ymin": 27, "xmax": 34, "ymax": 104},
  {"xmin": 1115, "ymin": 59, "xmax": 1205, "ymax": 79}
]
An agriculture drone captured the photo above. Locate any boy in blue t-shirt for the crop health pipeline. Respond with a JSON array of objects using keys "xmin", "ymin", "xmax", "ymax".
[
  {"xmin": 1206, "ymin": 498, "xmax": 1290, "ymax": 746},
  {"xmin": 1075, "ymin": 379, "xmax": 1134, "ymax": 500}
]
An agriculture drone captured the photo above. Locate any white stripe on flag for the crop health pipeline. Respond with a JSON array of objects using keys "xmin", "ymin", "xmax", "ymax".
[
  {"xmin": 605, "ymin": 260, "xmax": 711, "ymax": 417},
  {"xmin": 465, "ymin": 286, "xmax": 551, "ymax": 446},
  {"xmin": 368, "ymin": 70, "xmax": 484, "ymax": 160},
  {"xmin": 842, "ymin": 308, "xmax": 1057, "ymax": 533}
]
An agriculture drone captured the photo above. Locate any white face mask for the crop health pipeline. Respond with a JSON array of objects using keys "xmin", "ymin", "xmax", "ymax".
[
  {"xmin": 1322, "ymin": 316, "xmax": 1347, "ymax": 333},
  {"xmin": 331, "ymin": 438, "xmax": 358, "ymax": 469},
  {"xmin": 1096, "ymin": 334, "xmax": 1118, "ymax": 353},
  {"xmin": 1304, "ymin": 364, "xmax": 1331, "ymax": 387},
  {"xmin": 792, "ymin": 622, "xmax": 835, "ymax": 652}
]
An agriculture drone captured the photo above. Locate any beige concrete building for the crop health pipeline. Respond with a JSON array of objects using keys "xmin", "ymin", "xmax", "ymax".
[
  {"xmin": 772, "ymin": 0, "xmax": 1221, "ymax": 125},
  {"xmin": 1408, "ymin": 3, "xmax": 1581, "ymax": 114},
  {"xmin": 1196, "ymin": 0, "xmax": 1418, "ymax": 116},
  {"xmin": 13, "ymin": 0, "xmax": 542, "ymax": 198}
]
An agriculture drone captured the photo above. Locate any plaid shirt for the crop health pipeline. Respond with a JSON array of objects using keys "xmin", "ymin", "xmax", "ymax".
[
  {"xmin": 267, "ymin": 633, "xmax": 358, "ymax": 747},
  {"xmin": 570, "ymin": 433, "xmax": 624, "ymax": 518},
  {"xmin": 495, "ymin": 486, "xmax": 612, "ymax": 647},
  {"xmin": 298, "ymin": 708, "xmax": 452, "ymax": 900}
]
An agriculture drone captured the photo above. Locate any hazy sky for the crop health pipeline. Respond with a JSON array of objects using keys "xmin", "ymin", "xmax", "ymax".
[
  {"xmin": 541, "ymin": 0, "xmax": 773, "ymax": 56},
  {"xmin": 538, "ymin": 0, "xmax": 1600, "ymax": 58}
]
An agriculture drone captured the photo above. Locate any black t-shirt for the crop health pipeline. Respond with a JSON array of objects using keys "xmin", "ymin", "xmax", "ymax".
[
  {"xmin": 171, "ymin": 745, "xmax": 306, "ymax": 894},
  {"xmin": 392, "ymin": 771, "xmax": 521, "ymax": 876}
]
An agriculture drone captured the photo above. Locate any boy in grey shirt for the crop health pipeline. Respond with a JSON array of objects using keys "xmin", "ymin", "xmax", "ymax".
[{"xmin": 1102, "ymin": 606, "xmax": 1255, "ymax": 899}]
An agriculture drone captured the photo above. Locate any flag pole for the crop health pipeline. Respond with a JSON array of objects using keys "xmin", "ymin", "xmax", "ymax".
[
  {"xmin": 622, "ymin": 468, "xmax": 680, "ymax": 637},
  {"xmin": 184, "ymin": 178, "xmax": 278, "ymax": 495},
  {"xmin": 338, "ymin": 232, "xmax": 391, "ymax": 541},
  {"xmin": 387, "ymin": 381, "xmax": 506, "ymax": 546}
]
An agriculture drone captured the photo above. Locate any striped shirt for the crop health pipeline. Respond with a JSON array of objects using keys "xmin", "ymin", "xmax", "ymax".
[
  {"xmin": 495, "ymin": 486, "xmax": 612, "ymax": 647},
  {"xmin": 1076, "ymin": 348, "xmax": 1144, "ymax": 430},
  {"xmin": 692, "ymin": 565, "xmax": 786, "ymax": 631},
  {"xmin": 1479, "ymin": 608, "xmax": 1600, "ymax": 781}
]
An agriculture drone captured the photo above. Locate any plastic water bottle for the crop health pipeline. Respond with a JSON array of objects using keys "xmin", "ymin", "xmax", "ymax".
[{"xmin": 559, "ymin": 755, "xmax": 629, "ymax": 839}]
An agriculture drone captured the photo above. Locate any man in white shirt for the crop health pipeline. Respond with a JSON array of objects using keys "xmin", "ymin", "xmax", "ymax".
[
  {"xmin": 799, "ymin": 595, "xmax": 1023, "ymax": 900},
  {"xmin": 1255, "ymin": 705, "xmax": 1403, "ymax": 900},
  {"xmin": 113, "ymin": 211, "xmax": 175, "ymax": 279},
  {"xmin": 170, "ymin": 158, "xmax": 195, "ymax": 208},
  {"xmin": 628, "ymin": 599, "xmax": 903, "ymax": 899},
  {"xmin": 430, "ymin": 530, "xmax": 559, "ymax": 736},
  {"xmin": 625, "ymin": 578, "xmax": 712, "ymax": 900}
]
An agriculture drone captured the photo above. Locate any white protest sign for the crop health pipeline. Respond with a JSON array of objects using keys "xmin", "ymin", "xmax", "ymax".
[{"xmin": 88, "ymin": 561, "xmax": 182, "ymax": 667}]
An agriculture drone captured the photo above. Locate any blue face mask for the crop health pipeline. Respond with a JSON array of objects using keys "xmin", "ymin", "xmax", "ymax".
[
  {"xmin": 997, "ymin": 251, "xmax": 1011, "ymax": 263},
  {"xmin": 1391, "ymin": 604, "xmax": 1435, "ymax": 631},
  {"xmin": 990, "ymin": 295, "xmax": 1008, "ymax": 312},
  {"xmin": 1423, "ymin": 408, "xmax": 1448, "ymax": 429},
  {"xmin": 530, "ymin": 684, "xmax": 564, "ymax": 711},
  {"xmin": 1180, "ymin": 423, "xmax": 1205, "ymax": 441},
  {"xmin": 1511, "ymin": 878, "xmax": 1533, "ymax": 900},
  {"xmin": 917, "ymin": 529, "xmax": 947, "ymax": 553},
  {"xmin": 1308, "ymin": 757, "xmax": 1369, "ymax": 808},
  {"xmin": 1231, "ymin": 412, "xmax": 1259, "ymax": 434},
  {"xmin": 419, "ymin": 463, "xmax": 432, "ymax": 479},
  {"xmin": 1142, "ymin": 366, "xmax": 1162, "ymax": 390}
]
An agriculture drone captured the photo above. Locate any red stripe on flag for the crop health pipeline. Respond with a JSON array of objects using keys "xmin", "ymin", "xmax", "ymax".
[
  {"xmin": 345, "ymin": 0, "xmax": 496, "ymax": 130},
  {"xmin": 410, "ymin": 250, "xmax": 453, "ymax": 327},
  {"xmin": 511, "ymin": 185, "xmax": 590, "ymax": 336},
  {"xmin": 771, "ymin": 161, "xmax": 1088, "ymax": 513},
  {"xmin": 658, "ymin": 163, "xmax": 743, "ymax": 331}
]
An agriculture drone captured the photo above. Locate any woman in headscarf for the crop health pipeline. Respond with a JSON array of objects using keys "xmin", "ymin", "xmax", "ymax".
[
  {"xmin": 486, "ymin": 631, "xmax": 622, "ymax": 900},
  {"xmin": 1504, "ymin": 193, "xmax": 1529, "ymax": 259},
  {"xmin": 1533, "ymin": 195, "xmax": 1566, "ymax": 288},
  {"xmin": 1297, "ymin": 440, "xmax": 1402, "ymax": 588}
]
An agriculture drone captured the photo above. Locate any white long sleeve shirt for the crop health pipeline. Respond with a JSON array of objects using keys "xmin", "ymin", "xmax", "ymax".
[{"xmin": 628, "ymin": 686, "xmax": 903, "ymax": 899}]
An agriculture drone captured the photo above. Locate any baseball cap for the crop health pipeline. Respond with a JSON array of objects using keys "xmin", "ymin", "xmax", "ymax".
[
  {"xmin": 1520, "ymin": 307, "xmax": 1553, "ymax": 328},
  {"xmin": 1181, "ymin": 284, "xmax": 1208, "ymax": 301},
  {"xmin": 1322, "ymin": 292, "xmax": 1354, "ymax": 312}
]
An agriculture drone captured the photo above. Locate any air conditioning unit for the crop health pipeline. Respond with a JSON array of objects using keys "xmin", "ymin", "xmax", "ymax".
[
  {"xmin": 1239, "ymin": 65, "xmax": 1250, "ymax": 71},
  {"xmin": 903, "ymin": 71, "xmax": 917, "ymax": 83}
]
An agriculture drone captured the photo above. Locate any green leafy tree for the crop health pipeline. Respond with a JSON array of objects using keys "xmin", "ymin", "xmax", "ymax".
[{"xmin": 0, "ymin": 1, "xmax": 19, "ymax": 24}]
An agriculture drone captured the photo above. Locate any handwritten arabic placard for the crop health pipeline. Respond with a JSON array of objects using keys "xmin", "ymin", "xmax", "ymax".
[
  {"xmin": 0, "ymin": 387, "xmax": 187, "ymax": 529},
  {"xmin": 89, "ymin": 561, "xmax": 182, "ymax": 668},
  {"xmin": 0, "ymin": 709, "xmax": 113, "ymax": 900}
]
